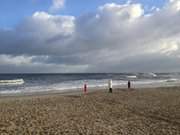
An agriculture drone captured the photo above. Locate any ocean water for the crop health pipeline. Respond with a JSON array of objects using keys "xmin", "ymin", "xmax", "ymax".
[{"xmin": 0, "ymin": 73, "xmax": 180, "ymax": 95}]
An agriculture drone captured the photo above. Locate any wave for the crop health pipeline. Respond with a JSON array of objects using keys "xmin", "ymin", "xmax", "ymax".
[
  {"xmin": 166, "ymin": 78, "xmax": 179, "ymax": 82},
  {"xmin": 140, "ymin": 73, "xmax": 157, "ymax": 78},
  {"xmin": 0, "ymin": 90, "xmax": 21, "ymax": 94},
  {"xmin": 0, "ymin": 79, "xmax": 24, "ymax": 85},
  {"xmin": 126, "ymin": 75, "xmax": 137, "ymax": 79},
  {"xmin": 1, "ymin": 77, "xmax": 180, "ymax": 95},
  {"xmin": 147, "ymin": 72, "xmax": 157, "ymax": 77}
]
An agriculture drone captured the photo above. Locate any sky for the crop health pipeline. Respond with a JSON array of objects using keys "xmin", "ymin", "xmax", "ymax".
[
  {"xmin": 0, "ymin": 0, "xmax": 180, "ymax": 73},
  {"xmin": 0, "ymin": 0, "xmax": 167, "ymax": 28}
]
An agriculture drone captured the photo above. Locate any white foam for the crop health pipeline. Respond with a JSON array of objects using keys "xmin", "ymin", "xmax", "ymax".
[
  {"xmin": 0, "ymin": 79, "xmax": 24, "ymax": 85},
  {"xmin": 166, "ymin": 78, "xmax": 179, "ymax": 82},
  {"xmin": 0, "ymin": 90, "xmax": 21, "ymax": 94},
  {"xmin": 148, "ymin": 72, "xmax": 157, "ymax": 77},
  {"xmin": 127, "ymin": 75, "xmax": 137, "ymax": 79}
]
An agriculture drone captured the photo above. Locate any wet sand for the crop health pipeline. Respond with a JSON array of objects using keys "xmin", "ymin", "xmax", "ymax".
[{"xmin": 0, "ymin": 87, "xmax": 180, "ymax": 134}]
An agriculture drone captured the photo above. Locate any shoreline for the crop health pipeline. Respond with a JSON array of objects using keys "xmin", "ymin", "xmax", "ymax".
[{"xmin": 0, "ymin": 84, "xmax": 180, "ymax": 99}]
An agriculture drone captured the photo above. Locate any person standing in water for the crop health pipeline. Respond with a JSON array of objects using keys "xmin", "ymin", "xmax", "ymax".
[
  {"xmin": 108, "ymin": 79, "xmax": 113, "ymax": 93},
  {"xmin": 128, "ymin": 80, "xmax": 131, "ymax": 89}
]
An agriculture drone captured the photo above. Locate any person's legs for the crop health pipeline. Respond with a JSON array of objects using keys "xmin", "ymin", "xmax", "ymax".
[
  {"xmin": 109, "ymin": 88, "xmax": 112, "ymax": 93},
  {"xmin": 128, "ymin": 81, "xmax": 131, "ymax": 89}
]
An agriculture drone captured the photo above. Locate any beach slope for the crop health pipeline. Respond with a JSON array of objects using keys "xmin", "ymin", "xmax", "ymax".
[{"xmin": 0, "ymin": 87, "xmax": 180, "ymax": 134}]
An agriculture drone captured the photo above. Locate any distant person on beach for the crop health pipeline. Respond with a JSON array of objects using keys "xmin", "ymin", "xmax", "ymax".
[
  {"xmin": 108, "ymin": 79, "xmax": 112, "ymax": 93},
  {"xmin": 84, "ymin": 83, "xmax": 87, "ymax": 93},
  {"xmin": 128, "ymin": 80, "xmax": 131, "ymax": 89}
]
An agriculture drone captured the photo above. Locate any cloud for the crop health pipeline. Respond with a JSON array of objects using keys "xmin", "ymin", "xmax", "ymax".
[
  {"xmin": 0, "ymin": 55, "xmax": 33, "ymax": 66},
  {"xmin": 0, "ymin": 11, "xmax": 75, "ymax": 56},
  {"xmin": 98, "ymin": 3, "xmax": 144, "ymax": 19},
  {"xmin": 1, "ymin": 1, "xmax": 180, "ymax": 73},
  {"xmin": 49, "ymin": 0, "xmax": 65, "ymax": 13},
  {"xmin": 165, "ymin": 0, "xmax": 180, "ymax": 12}
]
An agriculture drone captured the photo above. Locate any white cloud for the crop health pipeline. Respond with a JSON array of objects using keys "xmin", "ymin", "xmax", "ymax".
[
  {"xmin": 98, "ymin": 3, "xmax": 144, "ymax": 20},
  {"xmin": 31, "ymin": 11, "xmax": 75, "ymax": 36},
  {"xmin": 167, "ymin": 0, "xmax": 180, "ymax": 11},
  {"xmin": 49, "ymin": 0, "xmax": 65, "ymax": 13},
  {"xmin": 14, "ymin": 11, "xmax": 75, "ymax": 50}
]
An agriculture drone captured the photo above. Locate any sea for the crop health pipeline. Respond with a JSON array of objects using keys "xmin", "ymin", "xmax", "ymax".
[{"xmin": 0, "ymin": 73, "xmax": 180, "ymax": 95}]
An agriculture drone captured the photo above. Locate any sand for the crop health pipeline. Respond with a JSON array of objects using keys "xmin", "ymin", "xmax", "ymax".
[{"xmin": 0, "ymin": 87, "xmax": 180, "ymax": 134}]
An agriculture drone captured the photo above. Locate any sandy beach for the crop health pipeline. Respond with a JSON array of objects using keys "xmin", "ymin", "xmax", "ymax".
[{"xmin": 0, "ymin": 87, "xmax": 180, "ymax": 134}]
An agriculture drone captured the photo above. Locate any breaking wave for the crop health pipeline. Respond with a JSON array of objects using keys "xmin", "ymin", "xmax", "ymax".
[
  {"xmin": 0, "ymin": 79, "xmax": 24, "ymax": 85},
  {"xmin": 126, "ymin": 75, "xmax": 137, "ymax": 79},
  {"xmin": 147, "ymin": 72, "xmax": 157, "ymax": 77},
  {"xmin": 166, "ymin": 78, "xmax": 179, "ymax": 82}
]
